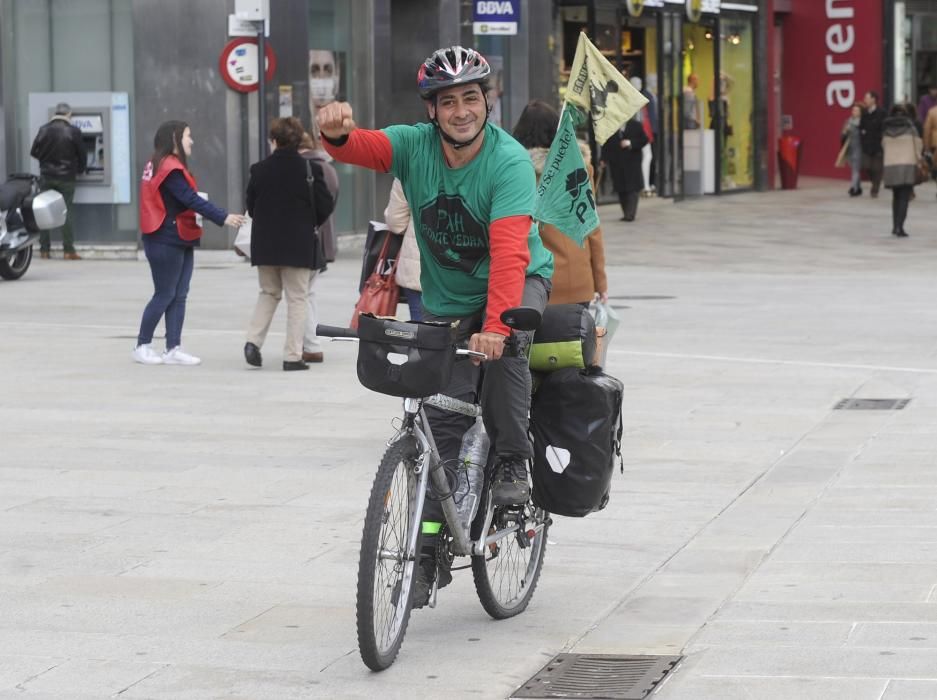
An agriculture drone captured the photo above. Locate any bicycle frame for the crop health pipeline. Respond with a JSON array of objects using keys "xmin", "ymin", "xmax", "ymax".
[{"xmin": 396, "ymin": 393, "xmax": 539, "ymax": 560}]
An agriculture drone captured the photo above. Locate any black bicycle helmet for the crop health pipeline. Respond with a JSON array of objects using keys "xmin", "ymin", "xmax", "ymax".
[{"xmin": 417, "ymin": 46, "xmax": 491, "ymax": 100}]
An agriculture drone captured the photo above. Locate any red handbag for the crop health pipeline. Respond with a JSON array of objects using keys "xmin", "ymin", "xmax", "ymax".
[{"xmin": 351, "ymin": 235, "xmax": 399, "ymax": 329}]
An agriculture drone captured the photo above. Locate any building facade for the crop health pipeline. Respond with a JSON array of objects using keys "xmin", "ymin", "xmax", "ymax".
[
  {"xmin": 0, "ymin": 0, "xmax": 558, "ymax": 251},
  {"xmin": 13, "ymin": 1, "xmax": 923, "ymax": 252}
]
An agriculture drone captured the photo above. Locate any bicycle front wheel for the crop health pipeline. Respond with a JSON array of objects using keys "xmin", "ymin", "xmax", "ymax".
[
  {"xmin": 356, "ymin": 435, "xmax": 423, "ymax": 671},
  {"xmin": 472, "ymin": 499, "xmax": 549, "ymax": 619}
]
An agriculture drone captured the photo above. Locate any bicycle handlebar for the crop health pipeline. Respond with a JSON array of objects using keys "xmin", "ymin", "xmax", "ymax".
[
  {"xmin": 316, "ymin": 324, "xmax": 488, "ymax": 361},
  {"xmin": 316, "ymin": 324, "xmax": 358, "ymax": 339}
]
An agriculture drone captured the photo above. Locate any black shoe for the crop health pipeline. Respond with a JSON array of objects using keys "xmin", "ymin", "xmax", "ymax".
[
  {"xmin": 848, "ymin": 187, "xmax": 861, "ymax": 197},
  {"xmin": 491, "ymin": 456, "xmax": 531, "ymax": 506},
  {"xmin": 244, "ymin": 342, "xmax": 262, "ymax": 367},
  {"xmin": 283, "ymin": 360, "xmax": 309, "ymax": 371},
  {"xmin": 896, "ymin": 230, "xmax": 909, "ymax": 238},
  {"xmin": 411, "ymin": 556, "xmax": 436, "ymax": 610}
]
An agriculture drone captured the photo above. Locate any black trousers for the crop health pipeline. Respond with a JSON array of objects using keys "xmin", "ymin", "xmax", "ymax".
[
  {"xmin": 618, "ymin": 191, "xmax": 640, "ymax": 221},
  {"xmin": 862, "ymin": 153, "xmax": 883, "ymax": 194},
  {"xmin": 891, "ymin": 184, "xmax": 912, "ymax": 233},
  {"xmin": 420, "ymin": 275, "xmax": 551, "ymax": 524}
]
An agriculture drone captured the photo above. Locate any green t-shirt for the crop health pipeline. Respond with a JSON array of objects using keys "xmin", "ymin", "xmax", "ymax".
[{"xmin": 383, "ymin": 122, "xmax": 554, "ymax": 317}]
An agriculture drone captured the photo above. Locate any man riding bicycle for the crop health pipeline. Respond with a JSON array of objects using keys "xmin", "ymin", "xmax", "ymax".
[{"xmin": 317, "ymin": 46, "xmax": 553, "ymax": 605}]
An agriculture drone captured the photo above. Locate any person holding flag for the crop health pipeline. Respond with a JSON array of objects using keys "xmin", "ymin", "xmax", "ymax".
[
  {"xmin": 316, "ymin": 45, "xmax": 553, "ymax": 608},
  {"xmin": 514, "ymin": 100, "xmax": 608, "ymax": 305}
]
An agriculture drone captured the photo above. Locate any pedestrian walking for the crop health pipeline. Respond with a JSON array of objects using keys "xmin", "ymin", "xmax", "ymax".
[
  {"xmin": 243, "ymin": 117, "xmax": 334, "ymax": 371},
  {"xmin": 383, "ymin": 178, "xmax": 423, "ymax": 321},
  {"xmin": 29, "ymin": 102, "xmax": 87, "ymax": 259},
  {"xmin": 882, "ymin": 104, "xmax": 923, "ymax": 238},
  {"xmin": 133, "ymin": 121, "xmax": 245, "ymax": 366},
  {"xmin": 859, "ymin": 90, "xmax": 886, "ymax": 197},
  {"xmin": 513, "ymin": 100, "xmax": 608, "ymax": 305},
  {"xmin": 837, "ymin": 102, "xmax": 864, "ymax": 196},
  {"xmin": 601, "ymin": 113, "xmax": 649, "ymax": 222},
  {"xmin": 917, "ymin": 84, "xmax": 937, "ymax": 126},
  {"xmin": 299, "ymin": 129, "xmax": 340, "ymax": 363}
]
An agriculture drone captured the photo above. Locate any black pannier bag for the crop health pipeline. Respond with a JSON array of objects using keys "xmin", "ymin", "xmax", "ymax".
[
  {"xmin": 529, "ymin": 366, "xmax": 623, "ymax": 517},
  {"xmin": 356, "ymin": 314, "xmax": 459, "ymax": 398},
  {"xmin": 528, "ymin": 303, "xmax": 597, "ymax": 372}
]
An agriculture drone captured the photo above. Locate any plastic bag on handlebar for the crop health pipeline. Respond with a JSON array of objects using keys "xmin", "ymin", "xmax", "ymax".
[{"xmin": 356, "ymin": 314, "xmax": 460, "ymax": 397}]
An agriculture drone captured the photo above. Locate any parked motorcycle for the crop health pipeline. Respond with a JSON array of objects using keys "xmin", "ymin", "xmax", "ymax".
[{"xmin": 0, "ymin": 173, "xmax": 67, "ymax": 280}]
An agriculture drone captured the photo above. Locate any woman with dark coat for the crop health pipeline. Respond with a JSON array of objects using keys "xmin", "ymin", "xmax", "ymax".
[
  {"xmin": 882, "ymin": 104, "xmax": 923, "ymax": 238},
  {"xmin": 601, "ymin": 116, "xmax": 649, "ymax": 222},
  {"xmin": 243, "ymin": 117, "xmax": 334, "ymax": 370}
]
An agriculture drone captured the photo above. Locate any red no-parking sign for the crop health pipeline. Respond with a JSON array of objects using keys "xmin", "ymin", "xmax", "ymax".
[{"xmin": 219, "ymin": 37, "xmax": 276, "ymax": 93}]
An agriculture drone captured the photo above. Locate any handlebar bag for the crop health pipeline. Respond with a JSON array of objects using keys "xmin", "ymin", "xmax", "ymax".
[
  {"xmin": 356, "ymin": 314, "xmax": 459, "ymax": 397},
  {"xmin": 529, "ymin": 366, "xmax": 623, "ymax": 517},
  {"xmin": 529, "ymin": 303, "xmax": 597, "ymax": 372}
]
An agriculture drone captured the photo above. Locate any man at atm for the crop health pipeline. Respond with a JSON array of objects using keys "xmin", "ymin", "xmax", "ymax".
[{"xmin": 30, "ymin": 102, "xmax": 87, "ymax": 260}]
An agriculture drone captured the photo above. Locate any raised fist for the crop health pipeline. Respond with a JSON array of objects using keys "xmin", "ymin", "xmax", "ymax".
[{"xmin": 316, "ymin": 102, "xmax": 356, "ymax": 139}]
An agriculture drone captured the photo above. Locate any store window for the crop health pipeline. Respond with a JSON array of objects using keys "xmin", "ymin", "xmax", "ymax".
[
  {"xmin": 719, "ymin": 14, "xmax": 754, "ymax": 190},
  {"xmin": 5, "ymin": 0, "xmax": 135, "ymax": 242},
  {"xmin": 682, "ymin": 20, "xmax": 716, "ymax": 194},
  {"xmin": 307, "ymin": 0, "xmax": 373, "ymax": 234}
]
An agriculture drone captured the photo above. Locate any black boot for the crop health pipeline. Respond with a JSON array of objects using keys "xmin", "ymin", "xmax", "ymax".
[{"xmin": 411, "ymin": 536, "xmax": 452, "ymax": 609}]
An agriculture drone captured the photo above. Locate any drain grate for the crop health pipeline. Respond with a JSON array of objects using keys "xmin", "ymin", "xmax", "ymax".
[
  {"xmin": 834, "ymin": 398, "xmax": 910, "ymax": 411},
  {"xmin": 513, "ymin": 653, "xmax": 682, "ymax": 699}
]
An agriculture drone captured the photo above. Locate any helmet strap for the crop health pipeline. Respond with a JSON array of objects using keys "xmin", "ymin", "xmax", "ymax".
[{"xmin": 431, "ymin": 93, "xmax": 490, "ymax": 151}]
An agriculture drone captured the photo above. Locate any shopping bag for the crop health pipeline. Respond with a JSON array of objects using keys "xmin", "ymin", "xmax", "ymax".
[
  {"xmin": 351, "ymin": 234, "xmax": 399, "ymax": 329},
  {"xmin": 233, "ymin": 214, "xmax": 252, "ymax": 259},
  {"xmin": 359, "ymin": 221, "xmax": 403, "ymax": 293},
  {"xmin": 591, "ymin": 300, "xmax": 620, "ymax": 368},
  {"xmin": 834, "ymin": 141, "xmax": 848, "ymax": 168}
]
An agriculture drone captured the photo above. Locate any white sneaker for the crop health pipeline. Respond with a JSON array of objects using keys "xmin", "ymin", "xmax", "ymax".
[
  {"xmin": 162, "ymin": 347, "xmax": 201, "ymax": 366},
  {"xmin": 132, "ymin": 343, "xmax": 163, "ymax": 365}
]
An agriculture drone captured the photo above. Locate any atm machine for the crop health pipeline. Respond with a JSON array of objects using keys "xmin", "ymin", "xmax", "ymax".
[{"xmin": 27, "ymin": 92, "xmax": 131, "ymax": 204}]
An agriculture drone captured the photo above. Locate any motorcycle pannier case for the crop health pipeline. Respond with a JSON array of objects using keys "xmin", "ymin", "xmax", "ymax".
[
  {"xmin": 529, "ymin": 366, "xmax": 623, "ymax": 517},
  {"xmin": 22, "ymin": 190, "xmax": 67, "ymax": 233},
  {"xmin": 529, "ymin": 303, "xmax": 597, "ymax": 372},
  {"xmin": 356, "ymin": 314, "xmax": 459, "ymax": 397}
]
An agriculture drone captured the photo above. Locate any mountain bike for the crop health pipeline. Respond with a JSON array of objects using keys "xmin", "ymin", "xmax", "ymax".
[{"xmin": 317, "ymin": 308, "xmax": 550, "ymax": 671}]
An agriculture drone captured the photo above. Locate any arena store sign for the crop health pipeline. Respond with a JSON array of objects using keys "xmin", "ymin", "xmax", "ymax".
[
  {"xmin": 219, "ymin": 37, "xmax": 277, "ymax": 93},
  {"xmin": 473, "ymin": 0, "xmax": 519, "ymax": 36},
  {"xmin": 825, "ymin": 0, "xmax": 857, "ymax": 108}
]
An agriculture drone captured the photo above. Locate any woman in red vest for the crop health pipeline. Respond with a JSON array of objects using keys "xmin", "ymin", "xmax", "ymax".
[{"xmin": 133, "ymin": 121, "xmax": 245, "ymax": 365}]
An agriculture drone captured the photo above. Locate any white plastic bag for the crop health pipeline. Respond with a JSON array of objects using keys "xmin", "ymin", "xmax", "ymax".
[
  {"xmin": 590, "ymin": 300, "xmax": 620, "ymax": 368},
  {"xmin": 233, "ymin": 214, "xmax": 252, "ymax": 259}
]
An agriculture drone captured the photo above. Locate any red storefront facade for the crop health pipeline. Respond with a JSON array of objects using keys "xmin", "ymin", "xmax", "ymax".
[{"xmin": 775, "ymin": 0, "xmax": 885, "ymax": 180}]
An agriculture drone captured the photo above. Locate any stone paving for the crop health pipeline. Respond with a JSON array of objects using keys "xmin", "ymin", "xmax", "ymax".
[{"xmin": 2, "ymin": 178, "xmax": 937, "ymax": 698}]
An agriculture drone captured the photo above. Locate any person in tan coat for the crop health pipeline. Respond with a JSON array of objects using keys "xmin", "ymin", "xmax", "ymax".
[
  {"xmin": 923, "ymin": 103, "xmax": 937, "ymax": 157},
  {"xmin": 513, "ymin": 100, "xmax": 608, "ymax": 306},
  {"xmin": 383, "ymin": 178, "xmax": 423, "ymax": 320},
  {"xmin": 882, "ymin": 103, "xmax": 923, "ymax": 238}
]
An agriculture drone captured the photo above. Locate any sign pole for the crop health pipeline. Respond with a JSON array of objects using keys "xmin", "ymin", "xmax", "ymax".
[{"xmin": 257, "ymin": 22, "xmax": 266, "ymax": 160}]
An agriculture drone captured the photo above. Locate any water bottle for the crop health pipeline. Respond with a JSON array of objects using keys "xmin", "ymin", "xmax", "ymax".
[{"xmin": 454, "ymin": 418, "xmax": 489, "ymax": 532}]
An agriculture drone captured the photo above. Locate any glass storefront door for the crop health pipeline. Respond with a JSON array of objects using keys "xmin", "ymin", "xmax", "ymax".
[
  {"xmin": 682, "ymin": 17, "xmax": 718, "ymax": 195},
  {"xmin": 719, "ymin": 13, "xmax": 755, "ymax": 191}
]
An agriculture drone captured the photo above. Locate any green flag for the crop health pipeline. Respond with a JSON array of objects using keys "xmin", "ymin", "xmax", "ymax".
[{"xmin": 533, "ymin": 107, "xmax": 599, "ymax": 247}]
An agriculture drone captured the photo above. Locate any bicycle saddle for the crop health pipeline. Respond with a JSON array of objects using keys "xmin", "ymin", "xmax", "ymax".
[{"xmin": 500, "ymin": 306, "xmax": 541, "ymax": 332}]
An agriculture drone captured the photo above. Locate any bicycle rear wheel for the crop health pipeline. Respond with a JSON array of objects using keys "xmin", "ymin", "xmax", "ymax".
[
  {"xmin": 357, "ymin": 435, "xmax": 423, "ymax": 671},
  {"xmin": 472, "ymin": 496, "xmax": 549, "ymax": 620}
]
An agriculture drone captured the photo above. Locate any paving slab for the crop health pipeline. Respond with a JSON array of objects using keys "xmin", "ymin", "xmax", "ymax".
[{"xmin": 3, "ymin": 179, "xmax": 937, "ymax": 697}]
